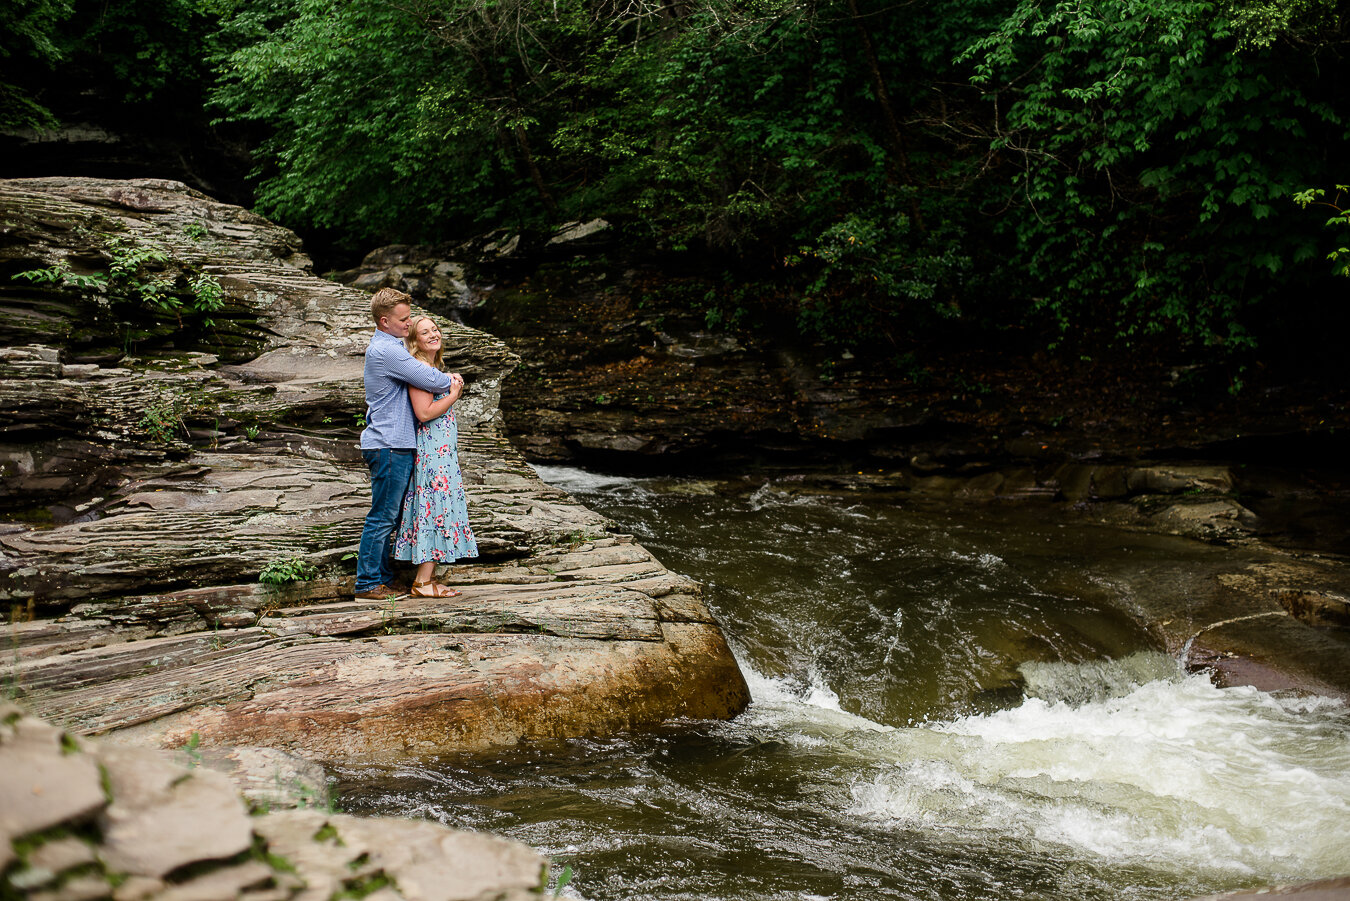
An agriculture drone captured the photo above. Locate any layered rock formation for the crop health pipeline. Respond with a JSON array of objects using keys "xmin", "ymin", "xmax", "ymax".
[
  {"xmin": 0, "ymin": 177, "xmax": 749, "ymax": 760},
  {"xmin": 333, "ymin": 249, "xmax": 1350, "ymax": 477}
]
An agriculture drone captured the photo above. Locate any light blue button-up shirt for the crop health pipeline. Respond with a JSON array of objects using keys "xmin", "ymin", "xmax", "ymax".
[{"xmin": 360, "ymin": 330, "xmax": 455, "ymax": 450}]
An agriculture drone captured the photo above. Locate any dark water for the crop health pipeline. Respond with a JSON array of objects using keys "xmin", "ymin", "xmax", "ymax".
[{"xmin": 333, "ymin": 468, "xmax": 1350, "ymax": 900}]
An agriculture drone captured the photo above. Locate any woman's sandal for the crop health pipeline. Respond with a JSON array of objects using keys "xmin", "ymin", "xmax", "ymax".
[{"xmin": 410, "ymin": 578, "xmax": 461, "ymax": 598}]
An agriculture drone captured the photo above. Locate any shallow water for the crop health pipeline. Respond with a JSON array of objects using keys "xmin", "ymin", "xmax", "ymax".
[{"xmin": 333, "ymin": 467, "xmax": 1350, "ymax": 900}]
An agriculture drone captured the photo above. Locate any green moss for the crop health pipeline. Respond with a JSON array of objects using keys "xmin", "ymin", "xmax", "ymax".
[
  {"xmin": 312, "ymin": 823, "xmax": 343, "ymax": 846},
  {"xmin": 252, "ymin": 837, "xmax": 299, "ymax": 877},
  {"xmin": 332, "ymin": 871, "xmax": 395, "ymax": 900},
  {"xmin": 98, "ymin": 762, "xmax": 114, "ymax": 804}
]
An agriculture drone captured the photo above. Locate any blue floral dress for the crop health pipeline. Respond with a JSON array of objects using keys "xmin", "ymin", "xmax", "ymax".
[{"xmin": 393, "ymin": 395, "xmax": 478, "ymax": 565}]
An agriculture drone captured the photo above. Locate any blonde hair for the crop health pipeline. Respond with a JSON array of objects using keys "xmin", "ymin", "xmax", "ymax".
[
  {"xmin": 370, "ymin": 287, "xmax": 412, "ymax": 323},
  {"xmin": 405, "ymin": 316, "xmax": 446, "ymax": 370}
]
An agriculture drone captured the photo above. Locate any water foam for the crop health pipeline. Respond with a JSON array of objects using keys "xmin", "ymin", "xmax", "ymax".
[
  {"xmin": 530, "ymin": 464, "xmax": 638, "ymax": 493},
  {"xmin": 737, "ymin": 654, "xmax": 1350, "ymax": 880}
]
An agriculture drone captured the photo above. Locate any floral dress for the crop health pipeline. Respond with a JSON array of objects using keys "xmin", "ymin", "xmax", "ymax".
[{"xmin": 393, "ymin": 395, "xmax": 478, "ymax": 565}]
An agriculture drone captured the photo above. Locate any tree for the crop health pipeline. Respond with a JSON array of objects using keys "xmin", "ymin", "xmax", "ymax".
[
  {"xmin": 0, "ymin": 0, "xmax": 74, "ymax": 128},
  {"xmin": 961, "ymin": 0, "xmax": 1348, "ymax": 351}
]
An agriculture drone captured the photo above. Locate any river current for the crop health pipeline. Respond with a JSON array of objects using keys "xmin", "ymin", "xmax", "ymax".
[{"xmin": 333, "ymin": 467, "xmax": 1350, "ymax": 901}]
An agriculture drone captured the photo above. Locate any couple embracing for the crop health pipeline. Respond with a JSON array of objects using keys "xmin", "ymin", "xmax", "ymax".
[{"xmin": 354, "ymin": 287, "xmax": 478, "ymax": 601}]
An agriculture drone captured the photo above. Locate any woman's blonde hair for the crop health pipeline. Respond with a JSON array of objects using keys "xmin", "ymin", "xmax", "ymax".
[{"xmin": 405, "ymin": 316, "xmax": 446, "ymax": 370}]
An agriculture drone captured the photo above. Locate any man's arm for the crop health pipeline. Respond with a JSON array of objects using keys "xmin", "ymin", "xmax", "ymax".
[{"xmin": 384, "ymin": 349, "xmax": 455, "ymax": 393}]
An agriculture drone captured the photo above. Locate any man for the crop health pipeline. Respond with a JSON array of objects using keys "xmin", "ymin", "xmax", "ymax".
[{"xmin": 355, "ymin": 287, "xmax": 457, "ymax": 600}]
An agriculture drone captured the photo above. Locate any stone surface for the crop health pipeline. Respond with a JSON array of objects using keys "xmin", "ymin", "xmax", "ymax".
[
  {"xmin": 98, "ymin": 744, "xmax": 254, "ymax": 877},
  {"xmin": 196, "ymin": 745, "xmax": 331, "ymax": 812},
  {"xmin": 0, "ymin": 711, "xmax": 106, "ymax": 868},
  {"xmin": 1, "ymin": 709, "xmax": 544, "ymax": 901},
  {"xmin": 255, "ymin": 810, "xmax": 543, "ymax": 901}
]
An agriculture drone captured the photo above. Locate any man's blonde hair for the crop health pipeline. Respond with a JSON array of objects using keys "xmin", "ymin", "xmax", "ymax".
[{"xmin": 371, "ymin": 287, "xmax": 412, "ymax": 323}]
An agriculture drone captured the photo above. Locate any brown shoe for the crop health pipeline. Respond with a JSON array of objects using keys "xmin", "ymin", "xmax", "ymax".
[{"xmin": 354, "ymin": 584, "xmax": 407, "ymax": 601}]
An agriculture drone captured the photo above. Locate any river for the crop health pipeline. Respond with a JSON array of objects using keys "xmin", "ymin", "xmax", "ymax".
[{"xmin": 333, "ymin": 466, "xmax": 1350, "ymax": 900}]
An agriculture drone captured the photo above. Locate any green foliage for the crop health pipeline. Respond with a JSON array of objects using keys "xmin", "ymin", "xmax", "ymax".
[
  {"xmin": 189, "ymin": 273, "xmax": 226, "ymax": 326},
  {"xmin": 180, "ymin": 731, "xmax": 203, "ymax": 768},
  {"xmin": 58, "ymin": 0, "xmax": 1340, "ymax": 359},
  {"xmin": 139, "ymin": 399, "xmax": 183, "ymax": 444},
  {"xmin": 210, "ymin": 0, "xmax": 452, "ymax": 245},
  {"xmin": 62, "ymin": 0, "xmax": 222, "ymax": 105},
  {"xmin": 1294, "ymin": 185, "xmax": 1350, "ymax": 276},
  {"xmin": 208, "ymin": 0, "xmax": 971, "ymax": 337},
  {"xmin": 14, "ymin": 260, "xmax": 109, "ymax": 292},
  {"xmin": 333, "ymin": 872, "xmax": 395, "ymax": 901},
  {"xmin": 0, "ymin": 0, "xmax": 73, "ymax": 128},
  {"xmin": 259, "ymin": 556, "xmax": 318, "ymax": 585},
  {"xmin": 961, "ymin": 0, "xmax": 1345, "ymax": 351},
  {"xmin": 13, "ymin": 232, "xmax": 229, "ymax": 327},
  {"xmin": 1223, "ymin": 0, "xmax": 1342, "ymax": 50},
  {"xmin": 1, "ymin": 0, "xmax": 235, "ymax": 131},
  {"xmin": 551, "ymin": 864, "xmax": 574, "ymax": 896},
  {"xmin": 105, "ymin": 234, "xmax": 175, "ymax": 309}
]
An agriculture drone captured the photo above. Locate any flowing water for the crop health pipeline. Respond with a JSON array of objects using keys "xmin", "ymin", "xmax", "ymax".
[{"xmin": 333, "ymin": 467, "xmax": 1350, "ymax": 900}]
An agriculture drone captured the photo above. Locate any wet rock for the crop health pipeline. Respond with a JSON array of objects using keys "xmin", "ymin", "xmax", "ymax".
[
  {"xmin": 197, "ymin": 745, "xmax": 330, "ymax": 812},
  {"xmin": 1053, "ymin": 463, "xmax": 1129, "ymax": 501},
  {"xmin": 1186, "ymin": 614, "xmax": 1350, "ymax": 698},
  {"xmin": 1194, "ymin": 875, "xmax": 1350, "ymax": 899},
  {"xmin": 1144, "ymin": 560, "xmax": 1350, "ymax": 701},
  {"xmin": 1138, "ymin": 497, "xmax": 1260, "ymax": 540},
  {"xmin": 1125, "ymin": 464, "xmax": 1235, "ymax": 495},
  {"xmin": 1275, "ymin": 588, "xmax": 1350, "ymax": 630}
]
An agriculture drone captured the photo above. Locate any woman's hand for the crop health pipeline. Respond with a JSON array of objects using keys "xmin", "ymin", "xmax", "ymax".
[{"xmin": 409, "ymin": 373, "xmax": 464, "ymax": 422}]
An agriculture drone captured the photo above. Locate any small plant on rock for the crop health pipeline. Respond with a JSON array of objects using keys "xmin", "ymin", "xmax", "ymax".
[
  {"xmin": 259, "ymin": 557, "xmax": 318, "ymax": 585},
  {"xmin": 139, "ymin": 399, "xmax": 183, "ymax": 444}
]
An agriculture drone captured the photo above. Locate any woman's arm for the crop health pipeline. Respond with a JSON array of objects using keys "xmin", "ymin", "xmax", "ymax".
[{"xmin": 409, "ymin": 374, "xmax": 463, "ymax": 422}]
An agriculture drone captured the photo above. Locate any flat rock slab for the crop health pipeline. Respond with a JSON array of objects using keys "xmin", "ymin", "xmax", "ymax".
[{"xmin": 16, "ymin": 539, "xmax": 747, "ymax": 758}]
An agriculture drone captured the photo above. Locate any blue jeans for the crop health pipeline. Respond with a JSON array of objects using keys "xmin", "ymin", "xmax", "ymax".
[{"xmin": 356, "ymin": 448, "xmax": 414, "ymax": 591}]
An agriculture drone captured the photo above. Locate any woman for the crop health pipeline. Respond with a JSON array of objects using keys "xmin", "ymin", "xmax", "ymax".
[{"xmin": 392, "ymin": 316, "xmax": 479, "ymax": 597}]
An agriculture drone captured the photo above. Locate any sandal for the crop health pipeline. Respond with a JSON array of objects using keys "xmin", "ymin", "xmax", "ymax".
[{"xmin": 410, "ymin": 578, "xmax": 461, "ymax": 598}]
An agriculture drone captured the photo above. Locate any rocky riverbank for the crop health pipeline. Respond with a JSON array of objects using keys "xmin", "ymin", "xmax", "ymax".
[
  {"xmin": 335, "ymin": 240, "xmax": 1350, "ymax": 702},
  {"xmin": 0, "ymin": 177, "xmax": 748, "ymax": 758}
]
